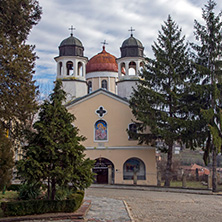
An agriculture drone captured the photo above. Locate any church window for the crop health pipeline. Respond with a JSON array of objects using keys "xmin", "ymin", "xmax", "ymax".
[
  {"xmin": 123, "ymin": 158, "xmax": 146, "ymax": 180},
  {"xmin": 101, "ymin": 80, "xmax": 107, "ymax": 90},
  {"xmin": 78, "ymin": 62, "xmax": 83, "ymax": 76},
  {"xmin": 128, "ymin": 123, "xmax": 137, "ymax": 140},
  {"xmin": 120, "ymin": 62, "xmax": 126, "ymax": 76},
  {"xmin": 59, "ymin": 62, "xmax": 62, "ymax": 75},
  {"xmin": 139, "ymin": 61, "xmax": 144, "ymax": 74},
  {"xmin": 66, "ymin": 61, "xmax": 74, "ymax": 76},
  {"xmin": 95, "ymin": 106, "xmax": 107, "ymax": 118},
  {"xmin": 95, "ymin": 120, "xmax": 108, "ymax": 141},
  {"xmin": 129, "ymin": 61, "xmax": 136, "ymax": 75},
  {"xmin": 88, "ymin": 81, "xmax": 92, "ymax": 94}
]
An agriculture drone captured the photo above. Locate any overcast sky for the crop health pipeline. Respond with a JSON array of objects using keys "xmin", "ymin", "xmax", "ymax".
[{"xmin": 27, "ymin": 0, "xmax": 222, "ymax": 95}]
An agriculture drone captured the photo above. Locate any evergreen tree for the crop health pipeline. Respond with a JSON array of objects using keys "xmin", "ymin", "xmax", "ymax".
[
  {"xmin": 17, "ymin": 80, "xmax": 95, "ymax": 200},
  {"xmin": 129, "ymin": 15, "xmax": 191, "ymax": 187},
  {"xmin": 0, "ymin": 127, "xmax": 14, "ymax": 191},
  {"xmin": 191, "ymin": 0, "xmax": 222, "ymax": 192},
  {"xmin": 0, "ymin": 0, "xmax": 42, "ymax": 141}
]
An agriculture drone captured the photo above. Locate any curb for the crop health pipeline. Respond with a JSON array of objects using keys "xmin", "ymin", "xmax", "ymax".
[
  {"xmin": 123, "ymin": 200, "xmax": 134, "ymax": 222},
  {"xmin": 90, "ymin": 184, "xmax": 220, "ymax": 196}
]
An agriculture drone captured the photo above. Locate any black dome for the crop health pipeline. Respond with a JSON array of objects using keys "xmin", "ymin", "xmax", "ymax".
[
  {"xmin": 59, "ymin": 34, "xmax": 83, "ymax": 47},
  {"xmin": 121, "ymin": 35, "xmax": 143, "ymax": 48},
  {"xmin": 120, "ymin": 34, "xmax": 144, "ymax": 58},
  {"xmin": 59, "ymin": 34, "xmax": 84, "ymax": 57}
]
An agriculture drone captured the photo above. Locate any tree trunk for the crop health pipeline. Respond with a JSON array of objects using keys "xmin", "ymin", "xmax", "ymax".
[
  {"xmin": 212, "ymin": 145, "xmax": 217, "ymax": 192},
  {"xmin": 164, "ymin": 144, "xmax": 173, "ymax": 187},
  {"xmin": 51, "ymin": 178, "xmax": 56, "ymax": 200},
  {"xmin": 47, "ymin": 177, "xmax": 50, "ymax": 200}
]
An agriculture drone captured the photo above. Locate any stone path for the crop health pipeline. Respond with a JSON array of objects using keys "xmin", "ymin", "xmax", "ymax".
[
  {"xmin": 85, "ymin": 186, "xmax": 222, "ymax": 222},
  {"xmin": 3, "ymin": 185, "xmax": 222, "ymax": 222},
  {"xmin": 85, "ymin": 196, "xmax": 131, "ymax": 222}
]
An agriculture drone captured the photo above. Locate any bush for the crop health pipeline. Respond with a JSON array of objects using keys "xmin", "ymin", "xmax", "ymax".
[
  {"xmin": 1, "ymin": 193, "xmax": 84, "ymax": 217},
  {"xmin": 18, "ymin": 183, "xmax": 41, "ymax": 200},
  {"xmin": 55, "ymin": 186, "xmax": 74, "ymax": 200},
  {"xmin": 7, "ymin": 184, "xmax": 22, "ymax": 191}
]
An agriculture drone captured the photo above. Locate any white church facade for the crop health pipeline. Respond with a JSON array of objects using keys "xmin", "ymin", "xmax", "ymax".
[{"xmin": 54, "ymin": 29, "xmax": 157, "ymax": 185}]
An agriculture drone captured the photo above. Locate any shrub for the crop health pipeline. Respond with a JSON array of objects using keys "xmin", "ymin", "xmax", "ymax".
[
  {"xmin": 1, "ymin": 193, "xmax": 84, "ymax": 217},
  {"xmin": 18, "ymin": 183, "xmax": 41, "ymax": 200},
  {"xmin": 55, "ymin": 186, "xmax": 74, "ymax": 200},
  {"xmin": 7, "ymin": 184, "xmax": 22, "ymax": 191}
]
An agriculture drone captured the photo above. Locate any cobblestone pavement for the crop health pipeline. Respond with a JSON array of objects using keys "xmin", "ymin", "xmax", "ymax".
[
  {"xmin": 85, "ymin": 196, "xmax": 131, "ymax": 222},
  {"xmin": 85, "ymin": 187, "xmax": 222, "ymax": 222}
]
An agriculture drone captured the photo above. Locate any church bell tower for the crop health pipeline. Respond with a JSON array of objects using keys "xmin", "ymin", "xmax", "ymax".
[
  {"xmin": 116, "ymin": 28, "xmax": 145, "ymax": 99},
  {"xmin": 54, "ymin": 26, "xmax": 88, "ymax": 102}
]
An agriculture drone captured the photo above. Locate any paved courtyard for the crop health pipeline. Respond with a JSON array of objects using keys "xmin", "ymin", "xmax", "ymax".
[{"xmin": 85, "ymin": 187, "xmax": 222, "ymax": 222}]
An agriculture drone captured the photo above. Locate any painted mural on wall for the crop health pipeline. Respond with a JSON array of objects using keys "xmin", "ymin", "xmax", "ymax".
[
  {"xmin": 95, "ymin": 120, "xmax": 107, "ymax": 141},
  {"xmin": 125, "ymin": 158, "xmax": 140, "ymax": 172}
]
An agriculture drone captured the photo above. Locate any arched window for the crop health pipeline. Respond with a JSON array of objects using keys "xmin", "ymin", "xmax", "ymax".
[
  {"xmin": 101, "ymin": 80, "xmax": 107, "ymax": 90},
  {"xmin": 129, "ymin": 61, "xmax": 136, "ymax": 75},
  {"xmin": 88, "ymin": 81, "xmax": 92, "ymax": 94},
  {"xmin": 95, "ymin": 120, "xmax": 108, "ymax": 141},
  {"xmin": 139, "ymin": 61, "xmax": 144, "ymax": 74},
  {"xmin": 66, "ymin": 61, "xmax": 73, "ymax": 76},
  {"xmin": 128, "ymin": 123, "xmax": 137, "ymax": 140},
  {"xmin": 123, "ymin": 158, "xmax": 146, "ymax": 180},
  {"xmin": 78, "ymin": 62, "xmax": 83, "ymax": 76},
  {"xmin": 120, "ymin": 62, "xmax": 126, "ymax": 76},
  {"xmin": 59, "ymin": 62, "xmax": 62, "ymax": 75}
]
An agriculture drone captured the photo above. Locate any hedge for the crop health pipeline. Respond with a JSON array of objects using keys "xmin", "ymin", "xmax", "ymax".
[
  {"xmin": 1, "ymin": 193, "xmax": 84, "ymax": 217},
  {"xmin": 7, "ymin": 184, "xmax": 22, "ymax": 191}
]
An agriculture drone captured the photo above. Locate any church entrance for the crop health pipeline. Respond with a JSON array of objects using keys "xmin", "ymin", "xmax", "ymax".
[{"xmin": 93, "ymin": 157, "xmax": 114, "ymax": 184}]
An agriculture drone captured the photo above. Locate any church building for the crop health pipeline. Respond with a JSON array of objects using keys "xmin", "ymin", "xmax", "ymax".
[{"xmin": 54, "ymin": 28, "xmax": 157, "ymax": 185}]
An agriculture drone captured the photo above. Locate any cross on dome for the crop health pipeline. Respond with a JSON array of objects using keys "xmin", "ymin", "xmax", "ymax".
[
  {"xmin": 128, "ymin": 27, "xmax": 135, "ymax": 37},
  {"xmin": 101, "ymin": 40, "xmax": 108, "ymax": 50},
  {"xmin": 69, "ymin": 25, "xmax": 76, "ymax": 36}
]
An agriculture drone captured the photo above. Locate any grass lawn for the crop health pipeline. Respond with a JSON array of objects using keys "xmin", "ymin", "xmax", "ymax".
[
  {"xmin": 161, "ymin": 180, "xmax": 222, "ymax": 190},
  {"xmin": 0, "ymin": 191, "xmax": 18, "ymax": 217},
  {"xmin": 0, "ymin": 191, "xmax": 18, "ymax": 203},
  {"xmin": 170, "ymin": 181, "xmax": 207, "ymax": 189}
]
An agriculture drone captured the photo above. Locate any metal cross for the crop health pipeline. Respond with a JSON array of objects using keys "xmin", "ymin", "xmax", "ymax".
[
  {"xmin": 128, "ymin": 27, "xmax": 135, "ymax": 37},
  {"xmin": 101, "ymin": 40, "xmax": 108, "ymax": 47},
  {"xmin": 96, "ymin": 106, "xmax": 107, "ymax": 118},
  {"xmin": 69, "ymin": 25, "xmax": 75, "ymax": 36}
]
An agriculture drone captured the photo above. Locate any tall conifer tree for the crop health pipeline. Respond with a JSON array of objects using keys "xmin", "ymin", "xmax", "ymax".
[
  {"xmin": 191, "ymin": 0, "xmax": 222, "ymax": 192},
  {"xmin": 130, "ymin": 15, "xmax": 191, "ymax": 187},
  {"xmin": 0, "ymin": 0, "xmax": 41, "ymax": 188},
  {"xmin": 17, "ymin": 80, "xmax": 94, "ymax": 200},
  {"xmin": 0, "ymin": 0, "xmax": 42, "ymax": 141}
]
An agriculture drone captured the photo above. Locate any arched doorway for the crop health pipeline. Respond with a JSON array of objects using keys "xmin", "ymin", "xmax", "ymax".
[{"xmin": 93, "ymin": 157, "xmax": 114, "ymax": 184}]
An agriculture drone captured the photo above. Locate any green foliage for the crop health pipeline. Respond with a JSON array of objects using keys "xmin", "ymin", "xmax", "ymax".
[
  {"xmin": 190, "ymin": 0, "xmax": 222, "ymax": 166},
  {"xmin": 0, "ymin": 193, "xmax": 83, "ymax": 217},
  {"xmin": 17, "ymin": 80, "xmax": 94, "ymax": 200},
  {"xmin": 130, "ymin": 15, "xmax": 191, "ymax": 186},
  {"xmin": 55, "ymin": 186, "xmax": 74, "ymax": 200},
  {"xmin": 130, "ymin": 15, "xmax": 191, "ymax": 145},
  {"xmin": 0, "ymin": 0, "xmax": 42, "ymax": 141},
  {"xmin": 0, "ymin": 128, "xmax": 14, "ymax": 191},
  {"xmin": 7, "ymin": 184, "xmax": 22, "ymax": 191},
  {"xmin": 18, "ymin": 183, "xmax": 41, "ymax": 200}
]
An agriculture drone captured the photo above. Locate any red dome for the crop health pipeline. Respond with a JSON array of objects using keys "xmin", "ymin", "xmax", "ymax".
[{"xmin": 86, "ymin": 46, "xmax": 118, "ymax": 73}]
